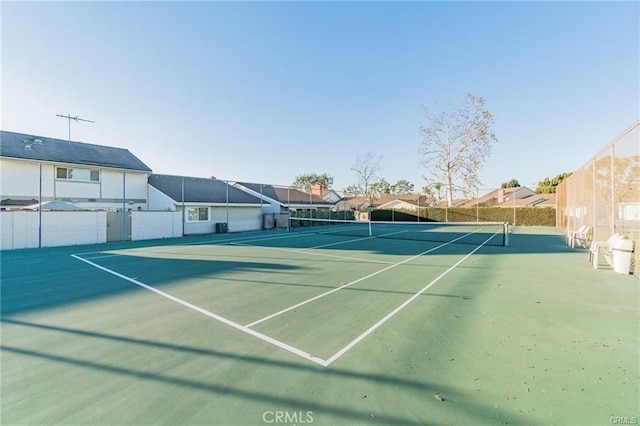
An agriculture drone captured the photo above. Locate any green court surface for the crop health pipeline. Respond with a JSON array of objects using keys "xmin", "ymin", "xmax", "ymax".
[{"xmin": 1, "ymin": 227, "xmax": 638, "ymax": 425}]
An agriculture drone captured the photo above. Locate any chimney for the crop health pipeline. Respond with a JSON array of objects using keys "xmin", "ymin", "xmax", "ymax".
[
  {"xmin": 311, "ymin": 184, "xmax": 322, "ymax": 196},
  {"xmin": 497, "ymin": 189, "xmax": 506, "ymax": 204}
]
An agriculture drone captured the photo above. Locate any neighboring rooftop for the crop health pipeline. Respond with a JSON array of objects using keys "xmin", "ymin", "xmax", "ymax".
[
  {"xmin": 236, "ymin": 182, "xmax": 332, "ymax": 206},
  {"xmin": 0, "ymin": 130, "xmax": 152, "ymax": 172},
  {"xmin": 149, "ymin": 175, "xmax": 266, "ymax": 205}
]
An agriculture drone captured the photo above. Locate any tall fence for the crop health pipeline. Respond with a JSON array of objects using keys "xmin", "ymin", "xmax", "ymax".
[{"xmin": 556, "ymin": 121, "xmax": 639, "ymax": 275}]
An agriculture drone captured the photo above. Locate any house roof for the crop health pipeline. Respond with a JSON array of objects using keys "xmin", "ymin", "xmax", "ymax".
[
  {"xmin": 0, "ymin": 198, "xmax": 39, "ymax": 207},
  {"xmin": 0, "ymin": 130, "xmax": 152, "ymax": 172},
  {"xmin": 373, "ymin": 194, "xmax": 434, "ymax": 208},
  {"xmin": 236, "ymin": 182, "xmax": 332, "ymax": 206},
  {"xmin": 459, "ymin": 187, "xmax": 536, "ymax": 207},
  {"xmin": 334, "ymin": 194, "xmax": 434, "ymax": 211},
  {"xmin": 23, "ymin": 200, "xmax": 83, "ymax": 211},
  {"xmin": 149, "ymin": 175, "xmax": 266, "ymax": 205},
  {"xmin": 335, "ymin": 196, "xmax": 371, "ymax": 211},
  {"xmin": 534, "ymin": 195, "xmax": 556, "ymax": 207},
  {"xmin": 498, "ymin": 193, "xmax": 556, "ymax": 207}
]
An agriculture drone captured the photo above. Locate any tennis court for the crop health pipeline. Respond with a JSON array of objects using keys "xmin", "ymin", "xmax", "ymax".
[{"xmin": 1, "ymin": 225, "xmax": 638, "ymax": 425}]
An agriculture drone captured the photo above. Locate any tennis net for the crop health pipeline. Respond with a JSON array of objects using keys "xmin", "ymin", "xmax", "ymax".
[{"xmin": 288, "ymin": 217, "xmax": 509, "ymax": 247}]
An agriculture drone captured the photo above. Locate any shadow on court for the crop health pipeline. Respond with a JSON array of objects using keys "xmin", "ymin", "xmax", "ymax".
[
  {"xmin": 2, "ymin": 227, "xmax": 636, "ymax": 425},
  {"xmin": 0, "ymin": 227, "xmax": 574, "ymax": 317},
  {"xmin": 1, "ymin": 317, "xmax": 516, "ymax": 425}
]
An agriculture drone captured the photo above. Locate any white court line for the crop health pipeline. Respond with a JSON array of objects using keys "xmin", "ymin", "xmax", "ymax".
[
  {"xmin": 70, "ymin": 254, "xmax": 327, "ymax": 366},
  {"xmin": 70, "ymin": 228, "xmax": 499, "ymax": 367},
  {"xmin": 244, "ymin": 231, "xmax": 475, "ymax": 328},
  {"xmin": 295, "ymin": 235, "xmax": 376, "ymax": 251},
  {"xmin": 231, "ymin": 236, "xmax": 393, "ymax": 265},
  {"xmin": 72, "ymin": 232, "xmax": 307, "ymax": 256},
  {"xmin": 81, "ymin": 254, "xmax": 123, "ymax": 260},
  {"xmin": 322, "ymin": 231, "xmax": 500, "ymax": 367}
]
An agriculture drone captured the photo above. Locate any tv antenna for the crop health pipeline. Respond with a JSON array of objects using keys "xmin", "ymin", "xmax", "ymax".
[{"xmin": 56, "ymin": 114, "xmax": 95, "ymax": 140}]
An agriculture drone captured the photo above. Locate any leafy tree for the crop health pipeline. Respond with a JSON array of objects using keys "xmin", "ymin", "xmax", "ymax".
[
  {"xmin": 292, "ymin": 173, "xmax": 334, "ymax": 192},
  {"xmin": 419, "ymin": 93, "xmax": 498, "ymax": 206},
  {"xmin": 536, "ymin": 172, "xmax": 572, "ymax": 193},
  {"xmin": 391, "ymin": 180, "xmax": 414, "ymax": 194},
  {"xmin": 369, "ymin": 179, "xmax": 415, "ymax": 198},
  {"xmin": 422, "ymin": 182, "xmax": 444, "ymax": 202},
  {"xmin": 609, "ymin": 155, "xmax": 640, "ymax": 202},
  {"xmin": 501, "ymin": 179, "xmax": 520, "ymax": 188},
  {"xmin": 343, "ymin": 184, "xmax": 361, "ymax": 197},
  {"xmin": 369, "ymin": 179, "xmax": 391, "ymax": 198},
  {"xmin": 351, "ymin": 152, "xmax": 382, "ymax": 196}
]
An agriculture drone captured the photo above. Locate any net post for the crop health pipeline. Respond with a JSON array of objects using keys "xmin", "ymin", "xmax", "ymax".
[
  {"xmin": 503, "ymin": 222, "xmax": 510, "ymax": 247},
  {"xmin": 368, "ymin": 220, "xmax": 373, "ymax": 237}
]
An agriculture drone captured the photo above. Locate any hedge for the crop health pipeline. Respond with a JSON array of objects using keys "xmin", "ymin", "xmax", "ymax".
[{"xmin": 371, "ymin": 207, "xmax": 556, "ymax": 226}]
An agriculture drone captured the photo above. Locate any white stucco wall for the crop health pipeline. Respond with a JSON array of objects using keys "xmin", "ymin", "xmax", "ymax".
[
  {"xmin": 147, "ymin": 185, "xmax": 177, "ymax": 211},
  {"xmin": 41, "ymin": 211, "xmax": 107, "ymax": 247},
  {"xmin": 180, "ymin": 205, "xmax": 262, "ymax": 235},
  {"xmin": 55, "ymin": 180, "xmax": 102, "ymax": 198},
  {"xmin": 212, "ymin": 206, "xmax": 261, "ymax": 232},
  {"xmin": 131, "ymin": 211, "xmax": 182, "ymax": 240},
  {"xmin": 1, "ymin": 211, "xmax": 39, "ymax": 250},
  {"xmin": 0, "ymin": 160, "xmax": 55, "ymax": 199},
  {"xmin": 101, "ymin": 170, "xmax": 148, "ymax": 200},
  {"xmin": 1, "ymin": 206, "xmax": 265, "ymax": 250},
  {"xmin": 0, "ymin": 211, "xmax": 107, "ymax": 250},
  {"xmin": 0, "ymin": 158, "xmax": 148, "ymax": 210}
]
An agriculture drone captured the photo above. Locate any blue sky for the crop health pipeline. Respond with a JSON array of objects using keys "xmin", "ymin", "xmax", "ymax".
[{"xmin": 2, "ymin": 1, "xmax": 638, "ymax": 195}]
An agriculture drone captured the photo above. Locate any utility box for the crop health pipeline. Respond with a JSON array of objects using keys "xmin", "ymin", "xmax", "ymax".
[
  {"xmin": 611, "ymin": 239, "xmax": 633, "ymax": 275},
  {"xmin": 215, "ymin": 222, "xmax": 228, "ymax": 234}
]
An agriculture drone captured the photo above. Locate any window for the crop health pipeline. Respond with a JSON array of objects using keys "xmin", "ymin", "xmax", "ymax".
[
  {"xmin": 187, "ymin": 207, "xmax": 209, "ymax": 222},
  {"xmin": 56, "ymin": 167, "xmax": 100, "ymax": 182}
]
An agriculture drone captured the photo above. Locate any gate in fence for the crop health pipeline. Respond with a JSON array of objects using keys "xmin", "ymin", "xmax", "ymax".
[{"xmin": 107, "ymin": 211, "xmax": 131, "ymax": 242}]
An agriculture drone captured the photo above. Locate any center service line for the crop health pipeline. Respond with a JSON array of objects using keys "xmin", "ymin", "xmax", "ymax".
[
  {"xmin": 245, "ymin": 231, "xmax": 476, "ymax": 329},
  {"xmin": 322, "ymin": 231, "xmax": 501, "ymax": 367}
]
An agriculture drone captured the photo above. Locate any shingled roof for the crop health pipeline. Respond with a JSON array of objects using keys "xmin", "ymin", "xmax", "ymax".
[
  {"xmin": 149, "ymin": 174, "xmax": 265, "ymax": 205},
  {"xmin": 0, "ymin": 130, "xmax": 152, "ymax": 172},
  {"xmin": 235, "ymin": 182, "xmax": 333, "ymax": 207}
]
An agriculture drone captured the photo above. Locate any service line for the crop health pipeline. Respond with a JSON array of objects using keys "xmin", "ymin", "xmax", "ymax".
[
  {"xmin": 322, "ymin": 230, "xmax": 501, "ymax": 367},
  {"xmin": 71, "ymin": 254, "xmax": 327, "ymax": 366},
  {"xmin": 244, "ymin": 231, "xmax": 476, "ymax": 328},
  {"xmin": 231, "ymin": 234, "xmax": 392, "ymax": 265}
]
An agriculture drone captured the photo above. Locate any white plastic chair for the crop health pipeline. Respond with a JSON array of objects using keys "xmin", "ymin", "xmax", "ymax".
[
  {"xmin": 572, "ymin": 226, "xmax": 592, "ymax": 249},
  {"xmin": 589, "ymin": 233, "xmax": 624, "ymax": 269},
  {"xmin": 566, "ymin": 225, "xmax": 587, "ymax": 247}
]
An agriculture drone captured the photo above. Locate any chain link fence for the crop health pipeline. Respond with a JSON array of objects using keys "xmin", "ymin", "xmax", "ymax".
[{"xmin": 556, "ymin": 121, "xmax": 639, "ymax": 276}]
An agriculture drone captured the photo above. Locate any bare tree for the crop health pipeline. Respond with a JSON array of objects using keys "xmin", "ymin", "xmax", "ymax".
[
  {"xmin": 351, "ymin": 152, "xmax": 382, "ymax": 196},
  {"xmin": 419, "ymin": 94, "xmax": 497, "ymax": 206}
]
